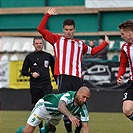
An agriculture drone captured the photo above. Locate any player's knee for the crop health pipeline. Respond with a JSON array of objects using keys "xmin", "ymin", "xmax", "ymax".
[
  {"xmin": 23, "ymin": 126, "xmax": 34, "ymax": 133},
  {"xmin": 123, "ymin": 106, "xmax": 132, "ymax": 116},
  {"xmin": 23, "ymin": 128, "xmax": 31, "ymax": 133},
  {"xmin": 63, "ymin": 116, "xmax": 71, "ymax": 124}
]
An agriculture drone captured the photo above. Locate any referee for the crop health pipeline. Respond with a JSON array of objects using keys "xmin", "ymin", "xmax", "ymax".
[{"xmin": 21, "ymin": 36, "xmax": 56, "ymax": 133}]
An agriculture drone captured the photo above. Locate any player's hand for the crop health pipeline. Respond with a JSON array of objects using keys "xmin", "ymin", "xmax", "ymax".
[
  {"xmin": 117, "ymin": 76, "xmax": 124, "ymax": 85},
  {"xmin": 47, "ymin": 8, "xmax": 58, "ymax": 15},
  {"xmin": 105, "ymin": 35, "xmax": 110, "ymax": 44},
  {"xmin": 69, "ymin": 115, "xmax": 80, "ymax": 127}
]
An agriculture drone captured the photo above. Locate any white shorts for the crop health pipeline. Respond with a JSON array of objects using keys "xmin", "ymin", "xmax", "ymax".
[{"xmin": 27, "ymin": 99, "xmax": 63, "ymax": 127}]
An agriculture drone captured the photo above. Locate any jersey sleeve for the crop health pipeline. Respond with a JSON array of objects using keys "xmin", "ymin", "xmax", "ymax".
[
  {"xmin": 117, "ymin": 48, "xmax": 128, "ymax": 79},
  {"xmin": 80, "ymin": 103, "xmax": 89, "ymax": 122},
  {"xmin": 37, "ymin": 13, "xmax": 60, "ymax": 45},
  {"xmin": 21, "ymin": 55, "xmax": 31, "ymax": 76},
  {"xmin": 82, "ymin": 42, "xmax": 92, "ymax": 55},
  {"xmin": 59, "ymin": 92, "xmax": 73, "ymax": 105},
  {"xmin": 82, "ymin": 41, "xmax": 108, "ymax": 56},
  {"xmin": 91, "ymin": 41, "xmax": 108, "ymax": 55}
]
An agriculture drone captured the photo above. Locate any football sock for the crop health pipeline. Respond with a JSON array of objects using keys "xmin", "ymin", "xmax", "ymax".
[
  {"xmin": 39, "ymin": 121, "xmax": 43, "ymax": 128},
  {"xmin": 43, "ymin": 122, "xmax": 51, "ymax": 133},
  {"xmin": 39, "ymin": 127, "xmax": 45, "ymax": 133},
  {"xmin": 39, "ymin": 121, "xmax": 43, "ymax": 133},
  {"xmin": 16, "ymin": 126, "xmax": 25, "ymax": 133},
  {"xmin": 127, "ymin": 113, "xmax": 133, "ymax": 121},
  {"xmin": 63, "ymin": 115, "xmax": 72, "ymax": 133}
]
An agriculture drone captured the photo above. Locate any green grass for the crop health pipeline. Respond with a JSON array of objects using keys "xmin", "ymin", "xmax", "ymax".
[{"xmin": 0, "ymin": 111, "xmax": 132, "ymax": 133}]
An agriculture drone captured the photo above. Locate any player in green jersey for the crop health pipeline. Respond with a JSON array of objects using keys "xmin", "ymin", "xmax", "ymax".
[{"xmin": 16, "ymin": 86, "xmax": 90, "ymax": 133}]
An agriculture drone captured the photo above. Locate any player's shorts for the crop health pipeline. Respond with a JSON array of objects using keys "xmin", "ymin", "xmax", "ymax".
[
  {"xmin": 27, "ymin": 99, "xmax": 63, "ymax": 127},
  {"xmin": 30, "ymin": 81, "xmax": 53, "ymax": 104},
  {"xmin": 123, "ymin": 80, "xmax": 133, "ymax": 101},
  {"xmin": 57, "ymin": 74, "xmax": 84, "ymax": 93}
]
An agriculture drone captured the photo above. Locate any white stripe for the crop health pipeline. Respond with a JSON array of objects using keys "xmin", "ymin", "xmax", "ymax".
[
  {"xmin": 129, "ymin": 45, "xmax": 133, "ymax": 80},
  {"xmin": 72, "ymin": 42, "xmax": 78, "ymax": 76},
  {"xmin": 81, "ymin": 105, "xmax": 89, "ymax": 121},
  {"xmin": 87, "ymin": 45, "xmax": 92, "ymax": 54},
  {"xmin": 65, "ymin": 40, "xmax": 71, "ymax": 75},
  {"xmin": 59, "ymin": 38, "xmax": 64, "ymax": 74},
  {"xmin": 44, "ymin": 101, "xmax": 52, "ymax": 104}
]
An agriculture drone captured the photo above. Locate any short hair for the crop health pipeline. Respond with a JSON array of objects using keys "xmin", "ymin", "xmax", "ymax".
[
  {"xmin": 118, "ymin": 19, "xmax": 133, "ymax": 31},
  {"xmin": 63, "ymin": 18, "xmax": 75, "ymax": 28},
  {"xmin": 33, "ymin": 36, "xmax": 44, "ymax": 43}
]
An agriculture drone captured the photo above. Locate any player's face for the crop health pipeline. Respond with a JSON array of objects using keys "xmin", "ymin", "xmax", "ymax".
[
  {"xmin": 63, "ymin": 25, "xmax": 75, "ymax": 39},
  {"xmin": 33, "ymin": 39, "xmax": 44, "ymax": 52},
  {"xmin": 75, "ymin": 93, "xmax": 89, "ymax": 106},
  {"xmin": 120, "ymin": 28, "xmax": 133, "ymax": 43}
]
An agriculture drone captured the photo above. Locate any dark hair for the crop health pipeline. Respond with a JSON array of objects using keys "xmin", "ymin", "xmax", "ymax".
[
  {"xmin": 33, "ymin": 36, "xmax": 44, "ymax": 43},
  {"xmin": 63, "ymin": 18, "xmax": 75, "ymax": 28},
  {"xmin": 118, "ymin": 19, "xmax": 133, "ymax": 31}
]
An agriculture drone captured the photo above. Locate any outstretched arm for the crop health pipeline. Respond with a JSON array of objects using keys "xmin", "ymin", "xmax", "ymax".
[
  {"xmin": 58, "ymin": 101, "xmax": 80, "ymax": 127},
  {"xmin": 91, "ymin": 35, "xmax": 110, "ymax": 55}
]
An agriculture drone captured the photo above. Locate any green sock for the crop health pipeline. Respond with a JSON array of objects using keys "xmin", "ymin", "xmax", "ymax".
[
  {"xmin": 43, "ymin": 122, "xmax": 51, "ymax": 133},
  {"xmin": 16, "ymin": 126, "xmax": 25, "ymax": 133}
]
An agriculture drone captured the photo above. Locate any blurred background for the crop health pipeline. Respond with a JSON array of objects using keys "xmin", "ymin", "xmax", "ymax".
[{"xmin": 0, "ymin": 0, "xmax": 133, "ymax": 111}]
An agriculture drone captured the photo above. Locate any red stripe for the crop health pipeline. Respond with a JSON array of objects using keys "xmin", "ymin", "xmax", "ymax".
[{"xmin": 76, "ymin": 45, "xmax": 80, "ymax": 77}]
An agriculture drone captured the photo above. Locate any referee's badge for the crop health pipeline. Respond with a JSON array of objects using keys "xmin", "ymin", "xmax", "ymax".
[{"xmin": 44, "ymin": 60, "xmax": 49, "ymax": 68}]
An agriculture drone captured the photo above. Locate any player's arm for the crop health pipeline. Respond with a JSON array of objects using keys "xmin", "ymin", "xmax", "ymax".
[
  {"xmin": 117, "ymin": 48, "xmax": 128, "ymax": 85},
  {"xmin": 37, "ymin": 8, "xmax": 60, "ymax": 45},
  {"xmin": 58, "ymin": 100, "xmax": 80, "ymax": 127},
  {"xmin": 21, "ymin": 56, "xmax": 31, "ymax": 76},
  {"xmin": 82, "ymin": 122, "xmax": 90, "ymax": 133},
  {"xmin": 91, "ymin": 35, "xmax": 110, "ymax": 55}
]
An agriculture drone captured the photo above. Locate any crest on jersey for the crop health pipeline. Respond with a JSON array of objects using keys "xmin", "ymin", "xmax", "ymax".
[{"xmin": 44, "ymin": 60, "xmax": 49, "ymax": 68}]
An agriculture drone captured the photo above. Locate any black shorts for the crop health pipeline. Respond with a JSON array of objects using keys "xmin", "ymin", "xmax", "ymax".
[
  {"xmin": 123, "ymin": 80, "xmax": 133, "ymax": 101},
  {"xmin": 30, "ymin": 81, "xmax": 52, "ymax": 104},
  {"xmin": 57, "ymin": 74, "xmax": 85, "ymax": 93}
]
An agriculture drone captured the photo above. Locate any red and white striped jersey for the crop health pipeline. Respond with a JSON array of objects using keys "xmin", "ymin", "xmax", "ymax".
[
  {"xmin": 118, "ymin": 43, "xmax": 133, "ymax": 81},
  {"xmin": 53, "ymin": 36, "xmax": 91, "ymax": 77},
  {"xmin": 38, "ymin": 13, "xmax": 108, "ymax": 78}
]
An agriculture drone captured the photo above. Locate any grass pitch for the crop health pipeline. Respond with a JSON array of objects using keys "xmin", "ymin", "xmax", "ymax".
[{"xmin": 0, "ymin": 111, "xmax": 132, "ymax": 133}]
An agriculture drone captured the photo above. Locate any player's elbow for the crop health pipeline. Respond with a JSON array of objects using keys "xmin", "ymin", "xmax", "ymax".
[
  {"xmin": 58, "ymin": 104, "xmax": 61, "ymax": 112},
  {"xmin": 37, "ymin": 27, "xmax": 42, "ymax": 33}
]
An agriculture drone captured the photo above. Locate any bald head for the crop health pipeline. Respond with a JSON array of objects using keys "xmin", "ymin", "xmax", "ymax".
[
  {"xmin": 74, "ymin": 86, "xmax": 90, "ymax": 106},
  {"xmin": 77, "ymin": 86, "xmax": 90, "ymax": 96}
]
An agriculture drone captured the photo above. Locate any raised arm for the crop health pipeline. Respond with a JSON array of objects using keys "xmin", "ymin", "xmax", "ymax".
[
  {"xmin": 47, "ymin": 8, "xmax": 58, "ymax": 15},
  {"xmin": 58, "ymin": 101, "xmax": 80, "ymax": 127},
  {"xmin": 91, "ymin": 35, "xmax": 110, "ymax": 55},
  {"xmin": 37, "ymin": 8, "xmax": 60, "ymax": 45}
]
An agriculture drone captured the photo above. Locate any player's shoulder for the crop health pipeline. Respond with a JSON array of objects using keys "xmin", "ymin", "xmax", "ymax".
[
  {"xmin": 42, "ymin": 51, "xmax": 53, "ymax": 56},
  {"xmin": 25, "ymin": 52, "xmax": 34, "ymax": 57},
  {"xmin": 66, "ymin": 91, "xmax": 76, "ymax": 96}
]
